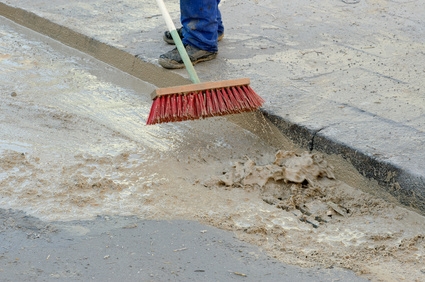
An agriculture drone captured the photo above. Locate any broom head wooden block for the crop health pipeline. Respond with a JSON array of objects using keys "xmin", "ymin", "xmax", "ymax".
[{"xmin": 146, "ymin": 78, "xmax": 264, "ymax": 125}]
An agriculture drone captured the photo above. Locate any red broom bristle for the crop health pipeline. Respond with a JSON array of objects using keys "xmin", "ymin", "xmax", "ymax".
[
  {"xmin": 241, "ymin": 86, "xmax": 254, "ymax": 108},
  {"xmin": 187, "ymin": 93, "xmax": 196, "ymax": 119},
  {"xmin": 209, "ymin": 89, "xmax": 220, "ymax": 115},
  {"xmin": 219, "ymin": 87, "xmax": 233, "ymax": 113},
  {"xmin": 216, "ymin": 90, "xmax": 226, "ymax": 115},
  {"xmin": 214, "ymin": 88, "xmax": 227, "ymax": 115},
  {"xmin": 229, "ymin": 87, "xmax": 244, "ymax": 113},
  {"xmin": 176, "ymin": 94, "xmax": 182, "ymax": 121},
  {"xmin": 146, "ymin": 84, "xmax": 264, "ymax": 125},
  {"xmin": 226, "ymin": 87, "xmax": 240, "ymax": 112},
  {"xmin": 181, "ymin": 93, "xmax": 189, "ymax": 120},
  {"xmin": 193, "ymin": 92, "xmax": 200, "ymax": 118},
  {"xmin": 229, "ymin": 88, "xmax": 241, "ymax": 113},
  {"xmin": 193, "ymin": 92, "xmax": 200, "ymax": 117},
  {"xmin": 160, "ymin": 96, "xmax": 167, "ymax": 121},
  {"xmin": 239, "ymin": 86, "xmax": 254, "ymax": 109},
  {"xmin": 230, "ymin": 87, "xmax": 242, "ymax": 110},
  {"xmin": 244, "ymin": 85, "xmax": 264, "ymax": 107},
  {"xmin": 196, "ymin": 91, "xmax": 207, "ymax": 117},
  {"xmin": 199, "ymin": 92, "xmax": 208, "ymax": 116},
  {"xmin": 228, "ymin": 87, "xmax": 242, "ymax": 112},
  {"xmin": 205, "ymin": 89, "xmax": 213, "ymax": 116},
  {"xmin": 146, "ymin": 98, "xmax": 159, "ymax": 125},
  {"xmin": 233, "ymin": 86, "xmax": 249, "ymax": 110},
  {"xmin": 170, "ymin": 94, "xmax": 177, "ymax": 120}
]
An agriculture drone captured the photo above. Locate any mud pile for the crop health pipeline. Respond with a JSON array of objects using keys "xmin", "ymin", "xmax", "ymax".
[
  {"xmin": 216, "ymin": 150, "xmax": 337, "ymax": 219},
  {"xmin": 201, "ymin": 151, "xmax": 425, "ymax": 281}
]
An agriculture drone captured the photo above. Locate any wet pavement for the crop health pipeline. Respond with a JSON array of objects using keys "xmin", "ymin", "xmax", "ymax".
[
  {"xmin": 0, "ymin": 209, "xmax": 367, "ymax": 282},
  {"xmin": 1, "ymin": 0, "xmax": 423, "ymax": 212}
]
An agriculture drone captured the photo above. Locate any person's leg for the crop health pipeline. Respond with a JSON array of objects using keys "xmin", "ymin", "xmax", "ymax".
[
  {"xmin": 216, "ymin": 0, "xmax": 224, "ymax": 37},
  {"xmin": 163, "ymin": 0, "xmax": 224, "ymax": 45},
  {"xmin": 180, "ymin": 0, "xmax": 219, "ymax": 52},
  {"xmin": 159, "ymin": 0, "xmax": 222, "ymax": 69}
]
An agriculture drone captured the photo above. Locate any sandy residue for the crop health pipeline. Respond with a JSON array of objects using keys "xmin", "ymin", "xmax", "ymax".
[
  {"xmin": 0, "ymin": 151, "xmax": 29, "ymax": 170},
  {"xmin": 198, "ymin": 151, "xmax": 425, "ymax": 281}
]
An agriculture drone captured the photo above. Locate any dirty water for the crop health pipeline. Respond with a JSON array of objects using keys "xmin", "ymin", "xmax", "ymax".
[{"xmin": 0, "ymin": 16, "xmax": 424, "ymax": 282}]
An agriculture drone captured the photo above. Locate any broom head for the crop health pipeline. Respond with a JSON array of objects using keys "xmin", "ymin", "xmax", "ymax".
[{"xmin": 146, "ymin": 78, "xmax": 264, "ymax": 125}]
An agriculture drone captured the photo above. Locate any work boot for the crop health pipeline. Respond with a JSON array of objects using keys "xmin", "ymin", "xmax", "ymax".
[
  {"xmin": 158, "ymin": 44, "xmax": 217, "ymax": 69},
  {"xmin": 163, "ymin": 27, "xmax": 224, "ymax": 45}
]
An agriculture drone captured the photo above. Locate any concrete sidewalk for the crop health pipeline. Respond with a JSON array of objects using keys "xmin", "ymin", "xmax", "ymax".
[{"xmin": 1, "ymin": 0, "xmax": 424, "ymax": 212}]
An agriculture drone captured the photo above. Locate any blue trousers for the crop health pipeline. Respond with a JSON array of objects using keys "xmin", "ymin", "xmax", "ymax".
[{"xmin": 180, "ymin": 0, "xmax": 224, "ymax": 52}]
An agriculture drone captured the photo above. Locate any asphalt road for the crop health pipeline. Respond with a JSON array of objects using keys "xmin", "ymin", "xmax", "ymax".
[{"xmin": 0, "ymin": 209, "xmax": 367, "ymax": 282}]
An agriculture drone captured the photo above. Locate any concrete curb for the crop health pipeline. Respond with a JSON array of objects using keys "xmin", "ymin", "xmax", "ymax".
[
  {"xmin": 1, "ymin": 2, "xmax": 423, "ymax": 214},
  {"xmin": 0, "ymin": 2, "xmax": 190, "ymax": 88},
  {"xmin": 265, "ymin": 110, "xmax": 425, "ymax": 213}
]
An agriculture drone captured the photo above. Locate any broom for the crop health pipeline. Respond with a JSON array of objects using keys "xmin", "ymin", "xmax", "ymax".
[{"xmin": 147, "ymin": 0, "xmax": 264, "ymax": 125}]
